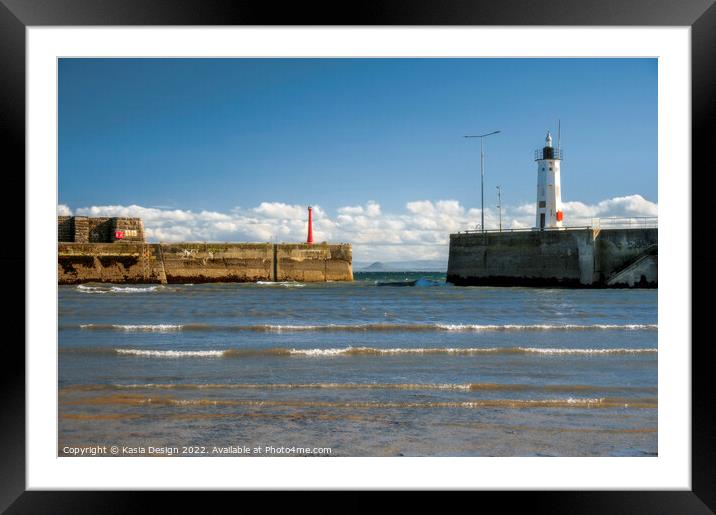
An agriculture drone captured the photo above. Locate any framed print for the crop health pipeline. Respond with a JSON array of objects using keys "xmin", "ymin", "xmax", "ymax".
[{"xmin": 3, "ymin": 0, "xmax": 714, "ymax": 510}]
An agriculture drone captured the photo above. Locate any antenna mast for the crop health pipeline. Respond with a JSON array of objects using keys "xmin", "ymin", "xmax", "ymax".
[{"xmin": 558, "ymin": 119, "xmax": 561, "ymax": 153}]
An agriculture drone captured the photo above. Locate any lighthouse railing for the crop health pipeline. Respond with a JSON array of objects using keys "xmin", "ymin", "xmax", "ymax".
[
  {"xmin": 457, "ymin": 216, "xmax": 657, "ymax": 234},
  {"xmin": 534, "ymin": 148, "xmax": 564, "ymax": 160}
]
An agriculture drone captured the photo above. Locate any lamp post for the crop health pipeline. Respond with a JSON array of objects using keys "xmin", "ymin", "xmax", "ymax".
[
  {"xmin": 465, "ymin": 130, "xmax": 501, "ymax": 233},
  {"xmin": 496, "ymin": 185, "xmax": 502, "ymax": 232}
]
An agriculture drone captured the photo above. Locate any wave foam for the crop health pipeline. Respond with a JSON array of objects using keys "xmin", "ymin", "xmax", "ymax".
[
  {"xmin": 76, "ymin": 322, "xmax": 657, "ymax": 333},
  {"xmin": 520, "ymin": 347, "xmax": 657, "ymax": 355},
  {"xmin": 435, "ymin": 323, "xmax": 657, "ymax": 331},
  {"xmin": 115, "ymin": 349, "xmax": 226, "ymax": 357},
  {"xmin": 77, "ymin": 284, "xmax": 161, "ymax": 294},
  {"xmin": 60, "ymin": 382, "xmax": 657, "ymax": 395},
  {"xmin": 61, "ymin": 395, "xmax": 656, "ymax": 410},
  {"xmin": 256, "ymin": 281, "xmax": 305, "ymax": 288},
  {"xmin": 284, "ymin": 346, "xmax": 657, "ymax": 357},
  {"xmin": 110, "ymin": 346, "xmax": 656, "ymax": 358},
  {"xmin": 82, "ymin": 324, "xmax": 184, "ymax": 332}
]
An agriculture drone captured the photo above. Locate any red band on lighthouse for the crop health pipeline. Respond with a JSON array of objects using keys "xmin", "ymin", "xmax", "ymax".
[
  {"xmin": 306, "ymin": 206, "xmax": 314, "ymax": 244},
  {"xmin": 556, "ymin": 211, "xmax": 564, "ymax": 222}
]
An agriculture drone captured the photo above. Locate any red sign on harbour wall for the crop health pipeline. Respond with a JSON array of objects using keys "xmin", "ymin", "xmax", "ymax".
[{"xmin": 115, "ymin": 230, "xmax": 125, "ymax": 239}]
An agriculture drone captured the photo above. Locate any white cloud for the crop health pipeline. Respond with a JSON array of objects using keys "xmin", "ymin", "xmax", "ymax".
[
  {"xmin": 435, "ymin": 200, "xmax": 463, "ymax": 217},
  {"xmin": 365, "ymin": 201, "xmax": 381, "ymax": 217},
  {"xmin": 252, "ymin": 202, "xmax": 305, "ymax": 220},
  {"xmin": 338, "ymin": 201, "xmax": 381, "ymax": 217},
  {"xmin": 338, "ymin": 205, "xmax": 364, "ymax": 216},
  {"xmin": 561, "ymin": 194, "xmax": 658, "ymax": 224},
  {"xmin": 57, "ymin": 204, "xmax": 72, "ymax": 216},
  {"xmin": 513, "ymin": 203, "xmax": 536, "ymax": 216},
  {"xmin": 406, "ymin": 200, "xmax": 435, "ymax": 215},
  {"xmin": 61, "ymin": 194, "xmax": 657, "ymax": 262}
]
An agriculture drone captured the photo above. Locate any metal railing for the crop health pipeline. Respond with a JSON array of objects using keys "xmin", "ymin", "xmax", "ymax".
[
  {"xmin": 534, "ymin": 148, "xmax": 564, "ymax": 160},
  {"xmin": 458, "ymin": 226, "xmax": 589, "ymax": 234},
  {"xmin": 590, "ymin": 216, "xmax": 658, "ymax": 229},
  {"xmin": 457, "ymin": 216, "xmax": 657, "ymax": 234}
]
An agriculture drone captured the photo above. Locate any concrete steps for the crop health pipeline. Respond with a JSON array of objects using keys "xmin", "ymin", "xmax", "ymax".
[{"xmin": 606, "ymin": 244, "xmax": 658, "ymax": 287}]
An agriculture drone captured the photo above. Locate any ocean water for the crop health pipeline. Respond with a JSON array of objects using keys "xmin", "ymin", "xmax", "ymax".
[{"xmin": 58, "ymin": 272, "xmax": 657, "ymax": 457}]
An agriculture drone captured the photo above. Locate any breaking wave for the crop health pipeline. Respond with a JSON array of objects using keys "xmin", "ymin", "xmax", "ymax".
[
  {"xmin": 75, "ymin": 322, "xmax": 657, "ymax": 333},
  {"xmin": 115, "ymin": 349, "xmax": 225, "ymax": 357},
  {"xmin": 80, "ymin": 324, "xmax": 188, "ymax": 332},
  {"xmin": 435, "ymin": 323, "xmax": 657, "ymax": 332},
  {"xmin": 61, "ymin": 382, "xmax": 658, "ymax": 394},
  {"xmin": 60, "ymin": 394, "xmax": 657, "ymax": 410},
  {"xmin": 256, "ymin": 281, "xmax": 305, "ymax": 288},
  {"xmin": 279, "ymin": 347, "xmax": 657, "ymax": 357},
  {"xmin": 106, "ymin": 346, "xmax": 657, "ymax": 358},
  {"xmin": 76, "ymin": 284, "xmax": 162, "ymax": 294}
]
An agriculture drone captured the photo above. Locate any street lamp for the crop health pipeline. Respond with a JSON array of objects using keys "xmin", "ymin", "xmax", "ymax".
[
  {"xmin": 465, "ymin": 130, "xmax": 501, "ymax": 233},
  {"xmin": 496, "ymin": 185, "xmax": 502, "ymax": 232}
]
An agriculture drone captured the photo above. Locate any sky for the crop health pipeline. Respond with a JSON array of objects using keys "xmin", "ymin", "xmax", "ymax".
[{"xmin": 58, "ymin": 58, "xmax": 658, "ymax": 263}]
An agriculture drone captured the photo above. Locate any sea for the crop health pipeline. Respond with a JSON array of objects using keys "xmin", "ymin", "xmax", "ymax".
[{"xmin": 58, "ymin": 272, "xmax": 658, "ymax": 457}]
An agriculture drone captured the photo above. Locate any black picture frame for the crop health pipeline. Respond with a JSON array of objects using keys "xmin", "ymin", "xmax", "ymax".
[{"xmin": 2, "ymin": 0, "xmax": 713, "ymax": 509}]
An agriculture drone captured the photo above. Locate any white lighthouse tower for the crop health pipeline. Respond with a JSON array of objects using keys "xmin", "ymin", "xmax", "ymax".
[{"xmin": 535, "ymin": 131, "xmax": 564, "ymax": 229}]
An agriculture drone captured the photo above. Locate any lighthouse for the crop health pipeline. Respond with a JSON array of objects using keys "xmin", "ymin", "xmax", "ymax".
[
  {"xmin": 306, "ymin": 206, "xmax": 314, "ymax": 244},
  {"xmin": 535, "ymin": 131, "xmax": 564, "ymax": 229}
]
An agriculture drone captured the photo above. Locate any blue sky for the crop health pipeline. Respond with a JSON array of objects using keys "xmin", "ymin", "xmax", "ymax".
[{"xmin": 58, "ymin": 58, "xmax": 657, "ymax": 262}]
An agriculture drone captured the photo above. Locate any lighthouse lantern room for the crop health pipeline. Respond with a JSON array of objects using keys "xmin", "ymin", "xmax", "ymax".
[{"xmin": 535, "ymin": 131, "xmax": 564, "ymax": 230}]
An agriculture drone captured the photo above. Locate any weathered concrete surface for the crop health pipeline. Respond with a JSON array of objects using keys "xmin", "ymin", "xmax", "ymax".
[
  {"xmin": 447, "ymin": 229, "xmax": 594, "ymax": 287},
  {"xmin": 58, "ymin": 216, "xmax": 145, "ymax": 243},
  {"xmin": 607, "ymin": 254, "xmax": 657, "ymax": 287},
  {"xmin": 58, "ymin": 243, "xmax": 165, "ymax": 284},
  {"xmin": 276, "ymin": 243, "xmax": 353, "ymax": 282},
  {"xmin": 160, "ymin": 243, "xmax": 273, "ymax": 283},
  {"xmin": 446, "ymin": 228, "xmax": 657, "ymax": 288},
  {"xmin": 594, "ymin": 229, "xmax": 658, "ymax": 285},
  {"xmin": 58, "ymin": 243, "xmax": 352, "ymax": 284}
]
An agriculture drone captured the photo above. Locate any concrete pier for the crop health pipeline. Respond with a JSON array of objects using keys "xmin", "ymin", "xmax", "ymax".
[
  {"xmin": 58, "ymin": 242, "xmax": 353, "ymax": 285},
  {"xmin": 446, "ymin": 228, "xmax": 657, "ymax": 288}
]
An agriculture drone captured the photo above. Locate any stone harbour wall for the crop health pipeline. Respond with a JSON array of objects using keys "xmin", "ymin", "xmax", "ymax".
[
  {"xmin": 160, "ymin": 243, "xmax": 274, "ymax": 283},
  {"xmin": 447, "ymin": 228, "xmax": 657, "ymax": 288},
  {"xmin": 276, "ymin": 243, "xmax": 354, "ymax": 282},
  {"xmin": 58, "ymin": 243, "xmax": 165, "ymax": 284},
  {"xmin": 58, "ymin": 242, "xmax": 352, "ymax": 284}
]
